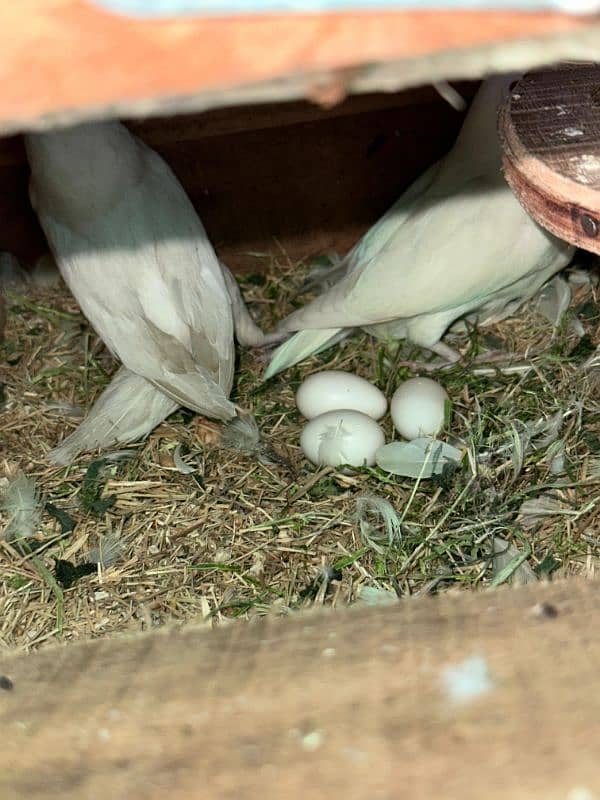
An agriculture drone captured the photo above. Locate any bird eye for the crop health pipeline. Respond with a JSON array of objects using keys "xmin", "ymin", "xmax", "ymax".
[{"xmin": 581, "ymin": 213, "xmax": 599, "ymax": 238}]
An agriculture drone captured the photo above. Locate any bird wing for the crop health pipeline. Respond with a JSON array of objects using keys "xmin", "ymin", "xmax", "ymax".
[
  {"xmin": 40, "ymin": 144, "xmax": 237, "ymax": 418},
  {"xmin": 273, "ymin": 172, "xmax": 562, "ymax": 335}
]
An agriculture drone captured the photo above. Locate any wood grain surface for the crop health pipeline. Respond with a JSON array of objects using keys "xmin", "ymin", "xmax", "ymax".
[
  {"xmin": 500, "ymin": 63, "xmax": 600, "ymax": 254},
  {"xmin": 0, "ymin": 3, "xmax": 592, "ymax": 132},
  {"xmin": 1, "ymin": 577, "xmax": 598, "ymax": 799}
]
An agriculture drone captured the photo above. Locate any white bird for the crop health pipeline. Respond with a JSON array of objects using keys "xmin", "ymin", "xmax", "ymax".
[
  {"xmin": 263, "ymin": 73, "xmax": 575, "ymax": 379},
  {"xmin": 25, "ymin": 121, "xmax": 264, "ymax": 463}
]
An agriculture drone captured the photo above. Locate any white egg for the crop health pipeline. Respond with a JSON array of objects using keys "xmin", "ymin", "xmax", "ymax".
[
  {"xmin": 390, "ymin": 377, "xmax": 449, "ymax": 440},
  {"xmin": 300, "ymin": 409, "xmax": 385, "ymax": 467},
  {"xmin": 296, "ymin": 370, "xmax": 387, "ymax": 420}
]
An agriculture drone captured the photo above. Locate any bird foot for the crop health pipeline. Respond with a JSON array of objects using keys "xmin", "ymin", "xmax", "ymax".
[
  {"xmin": 250, "ymin": 330, "xmax": 288, "ymax": 366},
  {"xmin": 429, "ymin": 341, "xmax": 463, "ymax": 363},
  {"xmin": 394, "ymin": 348, "xmax": 517, "ymax": 374}
]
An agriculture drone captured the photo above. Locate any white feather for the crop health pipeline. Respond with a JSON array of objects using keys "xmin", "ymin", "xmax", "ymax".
[
  {"xmin": 376, "ymin": 438, "xmax": 462, "ymax": 479},
  {"xmin": 1, "ymin": 474, "xmax": 42, "ymax": 542},
  {"xmin": 356, "ymin": 493, "xmax": 403, "ymax": 553},
  {"xmin": 535, "ymin": 274, "xmax": 572, "ymax": 328}
]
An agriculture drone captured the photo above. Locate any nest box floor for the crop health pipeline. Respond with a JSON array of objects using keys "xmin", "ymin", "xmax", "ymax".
[{"xmin": 0, "ymin": 257, "xmax": 598, "ymax": 650}]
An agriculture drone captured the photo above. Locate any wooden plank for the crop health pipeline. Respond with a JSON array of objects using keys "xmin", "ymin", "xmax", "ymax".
[
  {"xmin": 0, "ymin": 577, "xmax": 599, "ymax": 800},
  {"xmin": 124, "ymin": 83, "xmax": 470, "ymax": 141},
  {"xmin": 0, "ymin": 3, "xmax": 591, "ymax": 132}
]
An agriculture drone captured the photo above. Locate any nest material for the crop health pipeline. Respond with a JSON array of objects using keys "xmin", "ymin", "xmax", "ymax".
[{"xmin": 0, "ymin": 258, "xmax": 598, "ymax": 650}]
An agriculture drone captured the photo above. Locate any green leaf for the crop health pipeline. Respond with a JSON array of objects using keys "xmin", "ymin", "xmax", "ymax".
[
  {"xmin": 8, "ymin": 576, "xmax": 31, "ymax": 590},
  {"xmin": 443, "ymin": 398, "xmax": 453, "ymax": 428},
  {"xmin": 332, "ymin": 547, "xmax": 370, "ymax": 571},
  {"xmin": 308, "ymin": 477, "xmax": 345, "ymax": 499},
  {"xmin": 535, "ymin": 554, "xmax": 560, "ymax": 577}
]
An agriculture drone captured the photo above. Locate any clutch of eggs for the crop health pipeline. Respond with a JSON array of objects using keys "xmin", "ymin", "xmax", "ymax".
[{"xmin": 296, "ymin": 369, "xmax": 450, "ymax": 469}]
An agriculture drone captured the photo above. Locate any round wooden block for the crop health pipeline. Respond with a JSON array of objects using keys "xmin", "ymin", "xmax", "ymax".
[{"xmin": 499, "ymin": 62, "xmax": 600, "ymax": 254}]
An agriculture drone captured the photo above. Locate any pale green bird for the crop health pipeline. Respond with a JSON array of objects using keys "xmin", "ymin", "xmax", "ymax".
[
  {"xmin": 263, "ymin": 73, "xmax": 575, "ymax": 379},
  {"xmin": 25, "ymin": 121, "xmax": 264, "ymax": 463}
]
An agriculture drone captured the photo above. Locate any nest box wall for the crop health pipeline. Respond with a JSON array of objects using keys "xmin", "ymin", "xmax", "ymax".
[{"xmin": 0, "ymin": 86, "xmax": 476, "ymax": 273}]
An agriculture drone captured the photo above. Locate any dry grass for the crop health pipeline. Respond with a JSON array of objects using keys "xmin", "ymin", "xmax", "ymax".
[{"xmin": 0, "ymin": 257, "xmax": 599, "ymax": 651}]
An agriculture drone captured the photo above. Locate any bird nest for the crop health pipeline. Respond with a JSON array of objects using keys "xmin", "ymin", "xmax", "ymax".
[{"xmin": 0, "ymin": 255, "xmax": 599, "ymax": 651}]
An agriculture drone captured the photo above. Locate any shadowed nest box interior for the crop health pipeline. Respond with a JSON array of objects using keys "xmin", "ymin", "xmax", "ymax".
[{"xmin": 0, "ymin": 85, "xmax": 478, "ymax": 273}]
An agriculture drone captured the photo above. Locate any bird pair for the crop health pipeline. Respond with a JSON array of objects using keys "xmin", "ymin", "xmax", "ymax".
[{"xmin": 24, "ymin": 72, "xmax": 574, "ymax": 465}]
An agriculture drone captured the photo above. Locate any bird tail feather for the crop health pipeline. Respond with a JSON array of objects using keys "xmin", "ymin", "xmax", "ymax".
[
  {"xmin": 263, "ymin": 327, "xmax": 348, "ymax": 380},
  {"xmin": 50, "ymin": 367, "xmax": 178, "ymax": 465},
  {"xmin": 151, "ymin": 375, "xmax": 236, "ymax": 421}
]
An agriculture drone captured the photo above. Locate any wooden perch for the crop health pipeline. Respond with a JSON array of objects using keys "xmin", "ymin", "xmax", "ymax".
[
  {"xmin": 1, "ymin": 576, "xmax": 598, "ymax": 799},
  {"xmin": 501, "ymin": 62, "xmax": 600, "ymax": 254}
]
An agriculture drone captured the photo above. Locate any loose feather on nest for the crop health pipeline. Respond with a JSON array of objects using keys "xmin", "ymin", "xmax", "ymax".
[
  {"xmin": 1, "ymin": 474, "xmax": 43, "ymax": 542},
  {"xmin": 49, "ymin": 367, "xmax": 178, "ymax": 465}
]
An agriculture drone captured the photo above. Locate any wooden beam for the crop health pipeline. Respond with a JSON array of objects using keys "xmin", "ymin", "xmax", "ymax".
[
  {"xmin": 1, "ymin": 577, "xmax": 598, "ymax": 799},
  {"xmin": 0, "ymin": 3, "xmax": 594, "ymax": 133}
]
